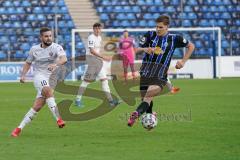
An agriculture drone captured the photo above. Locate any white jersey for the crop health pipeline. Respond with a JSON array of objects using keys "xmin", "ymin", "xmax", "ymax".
[
  {"xmin": 87, "ymin": 33, "xmax": 102, "ymax": 55},
  {"xmin": 26, "ymin": 43, "xmax": 66, "ymax": 76}
]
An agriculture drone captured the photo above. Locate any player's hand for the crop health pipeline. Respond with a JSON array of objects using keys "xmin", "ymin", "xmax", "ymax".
[
  {"xmin": 48, "ymin": 64, "xmax": 58, "ymax": 72},
  {"xmin": 175, "ymin": 60, "xmax": 185, "ymax": 69},
  {"xmin": 146, "ymin": 47, "xmax": 154, "ymax": 54},
  {"xmin": 20, "ymin": 76, "xmax": 25, "ymax": 83}
]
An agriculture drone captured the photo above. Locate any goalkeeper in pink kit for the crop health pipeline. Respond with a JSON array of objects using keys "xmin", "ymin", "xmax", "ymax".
[{"xmin": 118, "ymin": 30, "xmax": 136, "ymax": 81}]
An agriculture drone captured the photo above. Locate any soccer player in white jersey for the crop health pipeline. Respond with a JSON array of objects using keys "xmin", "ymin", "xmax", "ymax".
[
  {"xmin": 11, "ymin": 27, "xmax": 67, "ymax": 137},
  {"xmin": 75, "ymin": 23, "xmax": 120, "ymax": 107}
]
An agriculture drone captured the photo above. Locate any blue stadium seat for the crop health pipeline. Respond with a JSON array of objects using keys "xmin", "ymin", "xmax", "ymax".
[
  {"xmin": 132, "ymin": 6, "xmax": 141, "ymax": 12},
  {"xmin": 218, "ymin": 6, "xmax": 227, "ymax": 12},
  {"xmin": 58, "ymin": 0, "xmax": 66, "ymax": 6},
  {"xmin": 188, "ymin": 13, "xmax": 197, "ymax": 19},
  {"xmin": 217, "ymin": 20, "xmax": 226, "ymax": 27},
  {"xmin": 3, "ymin": 1, "xmax": 12, "ymax": 7},
  {"xmin": 188, "ymin": 0, "xmax": 198, "ymax": 5},
  {"xmin": 232, "ymin": 40, "xmax": 239, "ymax": 48},
  {"xmin": 22, "ymin": 1, "xmax": 31, "ymax": 7},
  {"xmin": 171, "ymin": 0, "xmax": 179, "ymax": 5},
  {"xmin": 121, "ymin": 20, "xmax": 131, "ymax": 27},
  {"xmin": 20, "ymin": 43, "xmax": 31, "ymax": 51},
  {"xmin": 155, "ymin": 0, "xmax": 163, "ymax": 5},
  {"xmin": 184, "ymin": 6, "xmax": 193, "ymax": 12},
  {"xmin": 114, "ymin": 6, "xmax": 123, "ymax": 12},
  {"xmin": 222, "ymin": 12, "xmax": 231, "ymax": 19},
  {"xmin": 116, "ymin": 13, "xmax": 126, "ymax": 20},
  {"xmin": 222, "ymin": 40, "xmax": 230, "ymax": 48},
  {"xmin": 143, "ymin": 13, "xmax": 153, "ymax": 20},
  {"xmin": 100, "ymin": 14, "xmax": 109, "ymax": 20},
  {"xmin": 33, "ymin": 7, "xmax": 43, "ymax": 14},
  {"xmin": 195, "ymin": 41, "xmax": 203, "ymax": 48},
  {"xmin": 0, "ymin": 36, "xmax": 8, "ymax": 43},
  {"xmin": 148, "ymin": 20, "xmax": 155, "ymax": 27},
  {"xmin": 123, "ymin": 6, "xmax": 131, "ymax": 13},
  {"xmin": 199, "ymin": 20, "xmax": 210, "ymax": 27},
  {"xmin": 139, "ymin": 20, "xmax": 147, "ymax": 27},
  {"xmin": 0, "ymin": 52, "xmax": 7, "ymax": 59},
  {"xmin": 126, "ymin": 13, "xmax": 135, "ymax": 20},
  {"xmin": 182, "ymin": 20, "xmax": 192, "ymax": 27},
  {"xmin": 145, "ymin": 0, "xmax": 154, "ymax": 5}
]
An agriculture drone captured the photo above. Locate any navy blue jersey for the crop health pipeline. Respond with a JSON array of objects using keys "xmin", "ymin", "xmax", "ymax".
[{"xmin": 139, "ymin": 31, "xmax": 189, "ymax": 79}]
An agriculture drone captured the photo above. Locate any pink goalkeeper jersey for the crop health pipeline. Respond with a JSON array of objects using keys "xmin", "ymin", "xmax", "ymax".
[{"xmin": 119, "ymin": 37, "xmax": 135, "ymax": 63}]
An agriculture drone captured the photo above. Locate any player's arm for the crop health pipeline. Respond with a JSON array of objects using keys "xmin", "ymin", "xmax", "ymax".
[
  {"xmin": 48, "ymin": 45, "xmax": 67, "ymax": 71},
  {"xmin": 20, "ymin": 48, "xmax": 34, "ymax": 83},
  {"xmin": 20, "ymin": 62, "xmax": 31, "ymax": 83},
  {"xmin": 89, "ymin": 47, "xmax": 111, "ymax": 61},
  {"xmin": 56, "ymin": 55, "xmax": 67, "ymax": 65},
  {"xmin": 175, "ymin": 37, "xmax": 195, "ymax": 69}
]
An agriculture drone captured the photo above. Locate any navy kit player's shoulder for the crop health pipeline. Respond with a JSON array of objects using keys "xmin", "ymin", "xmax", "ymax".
[
  {"xmin": 139, "ymin": 30, "xmax": 156, "ymax": 47},
  {"xmin": 174, "ymin": 34, "xmax": 189, "ymax": 48}
]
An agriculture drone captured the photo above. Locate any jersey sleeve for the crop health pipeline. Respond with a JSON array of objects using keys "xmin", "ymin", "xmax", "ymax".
[
  {"xmin": 26, "ymin": 47, "xmax": 35, "ymax": 64},
  {"xmin": 88, "ymin": 35, "xmax": 95, "ymax": 48},
  {"xmin": 56, "ymin": 45, "xmax": 66, "ymax": 57},
  {"xmin": 175, "ymin": 35, "xmax": 189, "ymax": 48},
  {"xmin": 139, "ymin": 31, "xmax": 151, "ymax": 48}
]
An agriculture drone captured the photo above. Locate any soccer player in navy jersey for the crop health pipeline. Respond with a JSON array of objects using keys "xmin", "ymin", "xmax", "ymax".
[{"xmin": 128, "ymin": 15, "xmax": 195, "ymax": 127}]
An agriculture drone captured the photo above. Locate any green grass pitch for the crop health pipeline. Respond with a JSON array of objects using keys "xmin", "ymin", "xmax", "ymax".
[{"xmin": 0, "ymin": 78, "xmax": 240, "ymax": 160}]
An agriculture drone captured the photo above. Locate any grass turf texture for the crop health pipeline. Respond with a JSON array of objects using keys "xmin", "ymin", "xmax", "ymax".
[{"xmin": 0, "ymin": 78, "xmax": 240, "ymax": 160}]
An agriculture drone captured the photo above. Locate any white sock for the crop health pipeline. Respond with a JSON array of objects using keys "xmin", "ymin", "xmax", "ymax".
[
  {"xmin": 18, "ymin": 108, "xmax": 37, "ymax": 129},
  {"xmin": 46, "ymin": 97, "xmax": 60, "ymax": 120},
  {"xmin": 101, "ymin": 80, "xmax": 113, "ymax": 101},
  {"xmin": 166, "ymin": 78, "xmax": 173, "ymax": 91},
  {"xmin": 76, "ymin": 81, "xmax": 90, "ymax": 100}
]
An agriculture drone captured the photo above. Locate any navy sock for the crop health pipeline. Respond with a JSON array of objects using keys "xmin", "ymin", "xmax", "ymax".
[
  {"xmin": 146, "ymin": 101, "xmax": 153, "ymax": 113},
  {"xmin": 136, "ymin": 101, "xmax": 150, "ymax": 116}
]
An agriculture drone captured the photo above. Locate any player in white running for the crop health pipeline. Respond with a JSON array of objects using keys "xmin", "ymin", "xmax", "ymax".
[
  {"xmin": 75, "ymin": 23, "xmax": 120, "ymax": 107},
  {"xmin": 11, "ymin": 27, "xmax": 67, "ymax": 137}
]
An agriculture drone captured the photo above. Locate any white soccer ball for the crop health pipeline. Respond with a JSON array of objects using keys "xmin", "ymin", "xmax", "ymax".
[{"xmin": 141, "ymin": 113, "xmax": 158, "ymax": 130}]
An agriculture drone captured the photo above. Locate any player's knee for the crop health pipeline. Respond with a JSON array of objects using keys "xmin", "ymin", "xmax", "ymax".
[
  {"xmin": 41, "ymin": 87, "xmax": 53, "ymax": 98},
  {"xmin": 143, "ymin": 97, "xmax": 152, "ymax": 104},
  {"xmin": 81, "ymin": 81, "xmax": 90, "ymax": 88}
]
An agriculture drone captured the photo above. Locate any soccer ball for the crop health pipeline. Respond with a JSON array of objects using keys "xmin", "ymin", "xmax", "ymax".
[{"xmin": 141, "ymin": 113, "xmax": 158, "ymax": 130}]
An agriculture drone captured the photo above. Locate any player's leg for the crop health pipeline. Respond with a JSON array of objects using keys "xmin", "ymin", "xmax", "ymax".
[
  {"xmin": 41, "ymin": 86, "xmax": 65, "ymax": 128},
  {"xmin": 130, "ymin": 63, "xmax": 136, "ymax": 79},
  {"xmin": 166, "ymin": 78, "xmax": 180, "ymax": 94},
  {"xmin": 128, "ymin": 83, "xmax": 162, "ymax": 127},
  {"xmin": 99, "ymin": 64, "xmax": 121, "ymax": 107},
  {"xmin": 122, "ymin": 55, "xmax": 128, "ymax": 81},
  {"xmin": 11, "ymin": 98, "xmax": 45, "ymax": 137},
  {"xmin": 75, "ymin": 55, "xmax": 101, "ymax": 107},
  {"xmin": 75, "ymin": 80, "xmax": 90, "ymax": 107}
]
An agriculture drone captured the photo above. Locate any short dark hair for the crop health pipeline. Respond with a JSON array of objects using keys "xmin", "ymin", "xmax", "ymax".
[
  {"xmin": 40, "ymin": 27, "xmax": 51, "ymax": 35},
  {"xmin": 155, "ymin": 15, "xmax": 170, "ymax": 26},
  {"xmin": 93, "ymin": 23, "xmax": 102, "ymax": 28}
]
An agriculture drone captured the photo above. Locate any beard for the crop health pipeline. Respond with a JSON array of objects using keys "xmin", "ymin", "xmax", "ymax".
[{"xmin": 43, "ymin": 40, "xmax": 52, "ymax": 46}]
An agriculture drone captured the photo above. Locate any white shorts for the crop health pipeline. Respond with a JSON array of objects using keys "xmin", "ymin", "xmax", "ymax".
[
  {"xmin": 83, "ymin": 55, "xmax": 108, "ymax": 81},
  {"xmin": 33, "ymin": 74, "xmax": 57, "ymax": 98}
]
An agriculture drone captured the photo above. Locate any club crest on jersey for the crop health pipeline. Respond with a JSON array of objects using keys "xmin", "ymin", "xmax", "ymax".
[
  {"xmin": 49, "ymin": 52, "xmax": 53, "ymax": 56},
  {"xmin": 183, "ymin": 38, "xmax": 187, "ymax": 43},
  {"xmin": 154, "ymin": 47, "xmax": 163, "ymax": 55}
]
